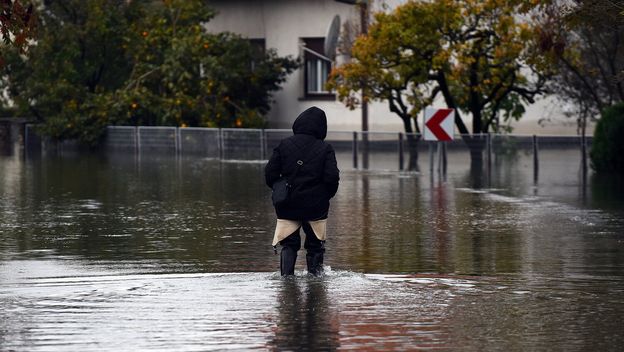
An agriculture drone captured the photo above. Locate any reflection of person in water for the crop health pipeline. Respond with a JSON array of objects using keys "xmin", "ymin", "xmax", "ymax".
[
  {"xmin": 269, "ymin": 279, "xmax": 340, "ymax": 350},
  {"xmin": 265, "ymin": 107, "xmax": 340, "ymax": 276}
]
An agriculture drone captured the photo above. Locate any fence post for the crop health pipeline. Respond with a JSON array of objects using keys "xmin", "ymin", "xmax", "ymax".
[
  {"xmin": 175, "ymin": 127, "xmax": 181, "ymax": 154},
  {"xmin": 581, "ymin": 133, "xmax": 588, "ymax": 194},
  {"xmin": 24, "ymin": 124, "xmax": 29, "ymax": 155},
  {"xmin": 352, "ymin": 131, "xmax": 358, "ymax": 169},
  {"xmin": 436, "ymin": 142, "xmax": 442, "ymax": 175},
  {"xmin": 442, "ymin": 141, "xmax": 447, "ymax": 176},
  {"xmin": 261, "ymin": 129, "xmax": 266, "ymax": 160},
  {"xmin": 136, "ymin": 126, "xmax": 141, "ymax": 155},
  {"xmin": 218, "ymin": 128, "xmax": 224, "ymax": 160},
  {"xmin": 580, "ymin": 133, "xmax": 587, "ymax": 172},
  {"xmin": 398, "ymin": 132, "xmax": 404, "ymax": 171},
  {"xmin": 362, "ymin": 131, "xmax": 369, "ymax": 170},
  {"xmin": 486, "ymin": 133, "xmax": 492, "ymax": 181},
  {"xmin": 428, "ymin": 142, "xmax": 434, "ymax": 175},
  {"xmin": 533, "ymin": 135, "xmax": 539, "ymax": 183}
]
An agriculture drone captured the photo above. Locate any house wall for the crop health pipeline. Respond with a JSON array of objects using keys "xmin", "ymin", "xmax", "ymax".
[{"xmin": 204, "ymin": 0, "xmax": 406, "ymax": 132}]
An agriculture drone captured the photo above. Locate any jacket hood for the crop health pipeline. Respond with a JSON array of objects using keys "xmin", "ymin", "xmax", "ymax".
[{"xmin": 292, "ymin": 106, "xmax": 327, "ymax": 140}]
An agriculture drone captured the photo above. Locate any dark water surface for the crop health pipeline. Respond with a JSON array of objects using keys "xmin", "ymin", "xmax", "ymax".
[{"xmin": 1, "ymin": 150, "xmax": 623, "ymax": 351}]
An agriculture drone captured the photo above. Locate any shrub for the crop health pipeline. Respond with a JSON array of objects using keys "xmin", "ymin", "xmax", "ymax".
[{"xmin": 590, "ymin": 102, "xmax": 624, "ymax": 174}]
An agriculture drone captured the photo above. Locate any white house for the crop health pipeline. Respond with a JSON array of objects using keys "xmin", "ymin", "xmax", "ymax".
[
  {"xmin": 204, "ymin": 0, "xmax": 580, "ymax": 135},
  {"xmin": 204, "ymin": 0, "xmax": 406, "ymax": 132}
]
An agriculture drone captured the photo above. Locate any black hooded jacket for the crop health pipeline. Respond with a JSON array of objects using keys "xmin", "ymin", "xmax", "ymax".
[{"xmin": 265, "ymin": 107, "xmax": 340, "ymax": 220}]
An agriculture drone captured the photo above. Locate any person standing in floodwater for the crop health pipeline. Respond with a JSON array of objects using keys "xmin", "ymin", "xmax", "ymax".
[{"xmin": 265, "ymin": 106, "xmax": 340, "ymax": 276}]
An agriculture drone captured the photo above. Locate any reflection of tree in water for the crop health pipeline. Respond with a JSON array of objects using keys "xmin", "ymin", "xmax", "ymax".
[
  {"xmin": 468, "ymin": 160, "xmax": 485, "ymax": 190},
  {"xmin": 590, "ymin": 173, "xmax": 624, "ymax": 211},
  {"xmin": 453, "ymin": 190, "xmax": 523, "ymax": 275},
  {"xmin": 431, "ymin": 180, "xmax": 451, "ymax": 272},
  {"xmin": 269, "ymin": 279, "xmax": 340, "ymax": 351}
]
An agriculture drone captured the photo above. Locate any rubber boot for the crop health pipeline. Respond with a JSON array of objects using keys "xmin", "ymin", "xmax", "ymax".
[
  {"xmin": 280, "ymin": 247, "xmax": 297, "ymax": 276},
  {"xmin": 306, "ymin": 252, "xmax": 324, "ymax": 276}
]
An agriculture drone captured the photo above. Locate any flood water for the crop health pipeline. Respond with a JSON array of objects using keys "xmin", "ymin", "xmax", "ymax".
[{"xmin": 1, "ymin": 149, "xmax": 623, "ymax": 351}]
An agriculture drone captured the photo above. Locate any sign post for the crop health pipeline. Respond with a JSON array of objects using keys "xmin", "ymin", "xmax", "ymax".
[{"xmin": 423, "ymin": 108, "xmax": 455, "ymax": 177}]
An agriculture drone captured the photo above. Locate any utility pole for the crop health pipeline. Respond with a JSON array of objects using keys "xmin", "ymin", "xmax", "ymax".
[{"xmin": 359, "ymin": 0, "xmax": 369, "ymax": 169}]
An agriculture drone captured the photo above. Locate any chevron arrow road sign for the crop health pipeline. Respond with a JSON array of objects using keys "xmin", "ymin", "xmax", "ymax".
[{"xmin": 424, "ymin": 108, "xmax": 454, "ymax": 141}]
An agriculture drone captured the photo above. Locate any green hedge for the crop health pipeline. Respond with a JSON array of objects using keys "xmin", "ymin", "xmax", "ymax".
[{"xmin": 590, "ymin": 102, "xmax": 624, "ymax": 174}]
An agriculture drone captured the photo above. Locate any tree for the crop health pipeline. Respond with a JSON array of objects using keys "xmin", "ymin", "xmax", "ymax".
[
  {"xmin": 328, "ymin": 0, "xmax": 551, "ymax": 169},
  {"xmin": 1, "ymin": 0, "xmax": 137, "ymax": 144},
  {"xmin": 111, "ymin": 0, "xmax": 298, "ymax": 129},
  {"xmin": 537, "ymin": 0, "xmax": 624, "ymax": 134},
  {"xmin": 590, "ymin": 102, "xmax": 624, "ymax": 174},
  {"xmin": 0, "ymin": 0, "xmax": 298, "ymax": 145},
  {"xmin": 329, "ymin": 0, "xmax": 440, "ymax": 169},
  {"xmin": 0, "ymin": 0, "xmax": 36, "ymax": 66}
]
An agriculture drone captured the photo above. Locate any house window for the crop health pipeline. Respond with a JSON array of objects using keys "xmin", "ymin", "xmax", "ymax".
[{"xmin": 302, "ymin": 38, "xmax": 334, "ymax": 98}]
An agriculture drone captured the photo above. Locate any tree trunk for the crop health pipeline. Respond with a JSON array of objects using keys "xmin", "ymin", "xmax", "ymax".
[
  {"xmin": 456, "ymin": 129, "xmax": 489, "ymax": 177},
  {"xmin": 401, "ymin": 116, "xmax": 420, "ymax": 171},
  {"xmin": 469, "ymin": 155, "xmax": 485, "ymax": 189},
  {"xmin": 406, "ymin": 133, "xmax": 420, "ymax": 171}
]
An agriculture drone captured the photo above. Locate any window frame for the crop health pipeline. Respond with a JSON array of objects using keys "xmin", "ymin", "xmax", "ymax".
[{"xmin": 301, "ymin": 37, "xmax": 335, "ymax": 100}]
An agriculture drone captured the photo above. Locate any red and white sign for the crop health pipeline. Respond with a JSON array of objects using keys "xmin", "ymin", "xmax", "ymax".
[{"xmin": 424, "ymin": 107, "xmax": 454, "ymax": 141}]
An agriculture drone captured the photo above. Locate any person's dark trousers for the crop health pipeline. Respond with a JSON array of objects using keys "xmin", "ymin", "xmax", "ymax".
[
  {"xmin": 279, "ymin": 222, "xmax": 325, "ymax": 276},
  {"xmin": 302, "ymin": 222, "xmax": 325, "ymax": 276},
  {"xmin": 279, "ymin": 228, "xmax": 300, "ymax": 276}
]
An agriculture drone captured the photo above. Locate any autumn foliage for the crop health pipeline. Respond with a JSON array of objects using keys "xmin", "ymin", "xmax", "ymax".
[
  {"xmin": 328, "ymin": 0, "xmax": 552, "ymax": 136},
  {"xmin": 0, "ymin": 0, "xmax": 36, "ymax": 66}
]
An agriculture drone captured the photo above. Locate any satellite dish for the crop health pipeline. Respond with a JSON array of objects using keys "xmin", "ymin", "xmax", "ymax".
[{"xmin": 324, "ymin": 15, "xmax": 341, "ymax": 61}]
